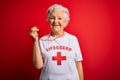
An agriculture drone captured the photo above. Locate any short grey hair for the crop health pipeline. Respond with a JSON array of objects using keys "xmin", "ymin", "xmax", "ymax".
[{"xmin": 47, "ymin": 4, "xmax": 70, "ymax": 27}]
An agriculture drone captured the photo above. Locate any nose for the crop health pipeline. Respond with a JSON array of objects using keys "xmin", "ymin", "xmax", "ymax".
[{"xmin": 54, "ymin": 18, "xmax": 58, "ymax": 23}]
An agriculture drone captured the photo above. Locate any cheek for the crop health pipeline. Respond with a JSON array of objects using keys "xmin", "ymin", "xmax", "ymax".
[
  {"xmin": 61, "ymin": 21, "xmax": 66, "ymax": 26},
  {"xmin": 49, "ymin": 21, "xmax": 52, "ymax": 24},
  {"xmin": 49, "ymin": 22, "xmax": 53, "ymax": 27},
  {"xmin": 49, "ymin": 20, "xmax": 53, "ymax": 24}
]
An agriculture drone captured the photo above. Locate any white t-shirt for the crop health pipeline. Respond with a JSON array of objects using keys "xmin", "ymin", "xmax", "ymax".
[{"xmin": 39, "ymin": 32, "xmax": 83, "ymax": 80}]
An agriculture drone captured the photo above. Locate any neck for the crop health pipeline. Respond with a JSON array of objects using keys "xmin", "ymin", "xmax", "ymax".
[{"xmin": 51, "ymin": 31, "xmax": 65, "ymax": 38}]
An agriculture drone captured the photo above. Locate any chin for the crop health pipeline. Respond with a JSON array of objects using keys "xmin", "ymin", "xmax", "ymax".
[
  {"xmin": 52, "ymin": 29, "xmax": 59, "ymax": 33},
  {"xmin": 52, "ymin": 28, "xmax": 59, "ymax": 31},
  {"xmin": 53, "ymin": 30, "xmax": 59, "ymax": 33}
]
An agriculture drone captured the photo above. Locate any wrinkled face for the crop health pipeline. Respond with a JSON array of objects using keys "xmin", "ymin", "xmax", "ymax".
[{"xmin": 49, "ymin": 10, "xmax": 66, "ymax": 33}]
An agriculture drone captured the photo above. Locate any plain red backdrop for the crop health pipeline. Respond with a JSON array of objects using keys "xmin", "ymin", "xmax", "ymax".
[{"xmin": 0, "ymin": 0, "xmax": 120, "ymax": 80}]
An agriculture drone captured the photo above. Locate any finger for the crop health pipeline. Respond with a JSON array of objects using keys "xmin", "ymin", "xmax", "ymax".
[
  {"xmin": 30, "ymin": 32, "xmax": 38, "ymax": 38},
  {"xmin": 32, "ymin": 31, "xmax": 38, "ymax": 36},
  {"xmin": 30, "ymin": 26, "xmax": 37, "ymax": 30},
  {"xmin": 31, "ymin": 26, "xmax": 37, "ymax": 29},
  {"xmin": 30, "ymin": 26, "xmax": 39, "ymax": 39},
  {"xmin": 31, "ymin": 28, "xmax": 39, "ymax": 32},
  {"xmin": 34, "ymin": 28, "xmax": 39, "ymax": 31},
  {"xmin": 34, "ymin": 32, "xmax": 38, "ymax": 36},
  {"xmin": 32, "ymin": 26, "xmax": 39, "ymax": 30}
]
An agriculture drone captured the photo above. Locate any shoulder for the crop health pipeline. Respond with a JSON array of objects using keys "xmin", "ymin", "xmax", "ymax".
[
  {"xmin": 39, "ymin": 34, "xmax": 50, "ymax": 41},
  {"xmin": 65, "ymin": 32, "xmax": 78, "ymax": 40}
]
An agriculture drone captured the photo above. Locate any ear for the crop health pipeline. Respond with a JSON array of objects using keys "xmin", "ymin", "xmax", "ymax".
[
  {"xmin": 64, "ymin": 24, "xmax": 67, "ymax": 28},
  {"xmin": 64, "ymin": 21, "xmax": 68, "ymax": 28}
]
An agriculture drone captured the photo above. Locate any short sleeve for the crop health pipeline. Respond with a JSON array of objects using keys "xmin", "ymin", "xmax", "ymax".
[
  {"xmin": 73, "ymin": 36, "xmax": 83, "ymax": 61},
  {"xmin": 39, "ymin": 39, "xmax": 45, "ymax": 54}
]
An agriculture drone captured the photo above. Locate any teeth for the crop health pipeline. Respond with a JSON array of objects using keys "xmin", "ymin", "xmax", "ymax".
[{"xmin": 53, "ymin": 25, "xmax": 59, "ymax": 26}]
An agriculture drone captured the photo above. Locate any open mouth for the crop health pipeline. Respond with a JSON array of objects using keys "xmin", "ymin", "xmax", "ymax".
[
  {"xmin": 52, "ymin": 22, "xmax": 61, "ymax": 26},
  {"xmin": 52, "ymin": 24, "xmax": 60, "ymax": 26},
  {"xmin": 52, "ymin": 25, "xmax": 60, "ymax": 26}
]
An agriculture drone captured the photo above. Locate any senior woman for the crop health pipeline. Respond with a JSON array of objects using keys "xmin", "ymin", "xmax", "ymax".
[{"xmin": 30, "ymin": 4, "xmax": 84, "ymax": 80}]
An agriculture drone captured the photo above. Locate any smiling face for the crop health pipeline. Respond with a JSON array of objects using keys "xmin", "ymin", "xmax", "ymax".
[{"xmin": 49, "ymin": 10, "xmax": 66, "ymax": 34}]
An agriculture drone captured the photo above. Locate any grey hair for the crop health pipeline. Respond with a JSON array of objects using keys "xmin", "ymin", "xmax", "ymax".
[{"xmin": 47, "ymin": 4, "xmax": 70, "ymax": 27}]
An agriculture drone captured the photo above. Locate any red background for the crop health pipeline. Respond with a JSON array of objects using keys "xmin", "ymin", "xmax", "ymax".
[{"xmin": 0, "ymin": 0, "xmax": 120, "ymax": 80}]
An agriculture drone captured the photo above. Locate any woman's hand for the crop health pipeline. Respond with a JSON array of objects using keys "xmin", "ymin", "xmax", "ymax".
[
  {"xmin": 30, "ymin": 26, "xmax": 43, "ymax": 69},
  {"xmin": 30, "ymin": 26, "xmax": 39, "ymax": 41}
]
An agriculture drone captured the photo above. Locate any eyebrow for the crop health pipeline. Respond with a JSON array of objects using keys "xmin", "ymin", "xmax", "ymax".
[{"xmin": 50, "ymin": 16, "xmax": 63, "ymax": 18}]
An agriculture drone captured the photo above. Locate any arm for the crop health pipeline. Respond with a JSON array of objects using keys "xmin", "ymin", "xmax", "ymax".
[
  {"xmin": 76, "ymin": 61, "xmax": 84, "ymax": 80},
  {"xmin": 30, "ymin": 26, "xmax": 43, "ymax": 69},
  {"xmin": 33, "ymin": 40, "xmax": 43, "ymax": 69}
]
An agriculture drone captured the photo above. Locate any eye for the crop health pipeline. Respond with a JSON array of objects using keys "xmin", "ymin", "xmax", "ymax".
[
  {"xmin": 50, "ymin": 17, "xmax": 55, "ymax": 20},
  {"xmin": 58, "ymin": 18, "xmax": 62, "ymax": 20}
]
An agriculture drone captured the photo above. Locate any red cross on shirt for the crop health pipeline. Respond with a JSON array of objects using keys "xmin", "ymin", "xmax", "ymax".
[{"xmin": 52, "ymin": 52, "xmax": 66, "ymax": 65}]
